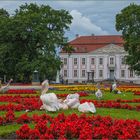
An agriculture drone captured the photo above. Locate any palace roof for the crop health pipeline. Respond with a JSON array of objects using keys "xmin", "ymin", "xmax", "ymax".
[{"xmin": 61, "ymin": 35, "xmax": 124, "ymax": 53}]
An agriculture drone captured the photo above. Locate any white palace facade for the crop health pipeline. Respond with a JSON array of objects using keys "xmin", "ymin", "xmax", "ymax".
[{"xmin": 59, "ymin": 35, "xmax": 140, "ymax": 84}]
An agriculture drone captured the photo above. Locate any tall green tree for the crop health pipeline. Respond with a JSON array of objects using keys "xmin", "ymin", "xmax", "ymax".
[
  {"xmin": 116, "ymin": 3, "xmax": 140, "ymax": 75},
  {"xmin": 63, "ymin": 45, "xmax": 75, "ymax": 56},
  {"xmin": 0, "ymin": 3, "xmax": 72, "ymax": 82},
  {"xmin": 0, "ymin": 8, "xmax": 9, "ymax": 17}
]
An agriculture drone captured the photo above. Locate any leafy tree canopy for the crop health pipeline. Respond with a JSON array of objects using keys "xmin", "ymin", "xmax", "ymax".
[
  {"xmin": 116, "ymin": 3, "xmax": 140, "ymax": 75},
  {"xmin": 0, "ymin": 3, "xmax": 72, "ymax": 83},
  {"xmin": 0, "ymin": 8, "xmax": 9, "ymax": 17}
]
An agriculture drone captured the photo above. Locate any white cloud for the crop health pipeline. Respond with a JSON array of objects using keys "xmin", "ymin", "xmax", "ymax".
[{"xmin": 70, "ymin": 10, "xmax": 109, "ymax": 36}]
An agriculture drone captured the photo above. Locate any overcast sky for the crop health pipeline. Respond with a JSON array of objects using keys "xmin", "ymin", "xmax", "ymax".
[{"xmin": 0, "ymin": 0, "xmax": 140, "ymax": 40}]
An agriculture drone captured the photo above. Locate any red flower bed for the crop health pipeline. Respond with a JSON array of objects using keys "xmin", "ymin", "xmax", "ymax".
[
  {"xmin": 136, "ymin": 105, "xmax": 140, "ymax": 111},
  {"xmin": 0, "ymin": 95, "xmax": 39, "ymax": 104},
  {"xmin": 57, "ymin": 91, "xmax": 89, "ymax": 98},
  {"xmin": 5, "ymin": 110, "xmax": 15, "ymax": 123},
  {"xmin": 0, "ymin": 94, "xmax": 140, "ymax": 112},
  {"xmin": 80, "ymin": 99, "xmax": 136, "ymax": 111},
  {"xmin": 16, "ymin": 113, "xmax": 140, "ymax": 139},
  {"xmin": 134, "ymin": 91, "xmax": 140, "ymax": 95},
  {"xmin": 0, "ymin": 111, "xmax": 139, "ymax": 139},
  {"xmin": 5, "ymin": 89, "xmax": 37, "ymax": 94}
]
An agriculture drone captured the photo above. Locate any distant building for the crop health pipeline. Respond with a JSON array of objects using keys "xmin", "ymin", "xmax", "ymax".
[{"xmin": 60, "ymin": 35, "xmax": 140, "ymax": 84}]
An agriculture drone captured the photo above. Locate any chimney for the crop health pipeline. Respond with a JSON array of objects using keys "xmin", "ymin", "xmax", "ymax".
[{"xmin": 76, "ymin": 34, "xmax": 79, "ymax": 38}]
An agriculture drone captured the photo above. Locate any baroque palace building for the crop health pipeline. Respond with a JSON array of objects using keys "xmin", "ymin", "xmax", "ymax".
[{"xmin": 59, "ymin": 35, "xmax": 140, "ymax": 84}]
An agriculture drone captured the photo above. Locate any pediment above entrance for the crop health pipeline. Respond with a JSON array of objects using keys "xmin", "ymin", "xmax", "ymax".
[{"xmin": 89, "ymin": 44, "xmax": 126, "ymax": 54}]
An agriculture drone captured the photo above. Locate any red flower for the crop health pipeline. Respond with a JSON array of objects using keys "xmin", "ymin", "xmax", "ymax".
[
  {"xmin": 29, "ymin": 129, "xmax": 40, "ymax": 139},
  {"xmin": 35, "ymin": 120, "xmax": 48, "ymax": 134},
  {"xmin": 5, "ymin": 110, "xmax": 15, "ymax": 123},
  {"xmin": 16, "ymin": 113, "xmax": 31, "ymax": 124},
  {"xmin": 40, "ymin": 133, "xmax": 54, "ymax": 139},
  {"xmin": 16, "ymin": 124, "xmax": 30, "ymax": 139}
]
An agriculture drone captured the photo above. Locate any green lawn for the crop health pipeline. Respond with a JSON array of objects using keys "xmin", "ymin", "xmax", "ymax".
[
  {"xmin": 121, "ymin": 102, "xmax": 140, "ymax": 106},
  {"xmin": 0, "ymin": 123, "xmax": 35, "ymax": 137},
  {"xmin": 0, "ymin": 102, "xmax": 18, "ymax": 105},
  {"xmin": 1, "ymin": 107, "xmax": 140, "ymax": 120},
  {"xmin": 0, "ymin": 124, "xmax": 23, "ymax": 137},
  {"xmin": 81, "ymin": 91, "xmax": 140, "ymax": 100}
]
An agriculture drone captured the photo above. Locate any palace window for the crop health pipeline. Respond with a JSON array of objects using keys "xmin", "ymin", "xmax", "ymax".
[
  {"xmin": 74, "ymin": 70, "xmax": 78, "ymax": 77},
  {"xmin": 64, "ymin": 70, "xmax": 67, "ymax": 77},
  {"xmin": 82, "ymin": 70, "xmax": 86, "ymax": 77},
  {"xmin": 99, "ymin": 58, "xmax": 103, "ymax": 65},
  {"xmin": 64, "ymin": 58, "xmax": 67, "ymax": 65},
  {"xmin": 99, "ymin": 70, "xmax": 103, "ymax": 77},
  {"xmin": 121, "ymin": 57, "xmax": 126, "ymax": 65},
  {"xmin": 82, "ymin": 58, "xmax": 86, "ymax": 65},
  {"xmin": 110, "ymin": 57, "xmax": 114, "ymax": 65},
  {"xmin": 129, "ymin": 70, "xmax": 134, "ymax": 77},
  {"xmin": 91, "ymin": 58, "xmax": 95, "ymax": 65},
  {"xmin": 121, "ymin": 70, "xmax": 125, "ymax": 77},
  {"xmin": 74, "ymin": 58, "xmax": 77, "ymax": 65}
]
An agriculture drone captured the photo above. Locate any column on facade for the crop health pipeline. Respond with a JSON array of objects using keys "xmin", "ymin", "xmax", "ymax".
[
  {"xmin": 115, "ymin": 54, "xmax": 120, "ymax": 80},
  {"xmin": 95, "ymin": 56, "xmax": 99, "ymax": 81},
  {"xmin": 68, "ymin": 56, "xmax": 73, "ymax": 83},
  {"xmin": 104, "ymin": 55, "xmax": 108, "ymax": 80},
  {"xmin": 87, "ymin": 56, "xmax": 90, "ymax": 80},
  {"xmin": 107, "ymin": 55, "xmax": 109, "ymax": 79},
  {"xmin": 125, "ymin": 65, "xmax": 129, "ymax": 81},
  {"xmin": 78, "ymin": 56, "xmax": 80, "ymax": 83}
]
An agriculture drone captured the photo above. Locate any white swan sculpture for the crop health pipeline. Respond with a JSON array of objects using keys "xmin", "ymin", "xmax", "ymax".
[
  {"xmin": 95, "ymin": 83, "xmax": 103, "ymax": 99},
  {"xmin": 0, "ymin": 79, "xmax": 13, "ymax": 93},
  {"xmin": 63, "ymin": 93, "xmax": 80, "ymax": 109},
  {"xmin": 40, "ymin": 80, "xmax": 63, "ymax": 112},
  {"xmin": 112, "ymin": 82, "xmax": 121, "ymax": 94},
  {"xmin": 95, "ymin": 89, "xmax": 103, "ymax": 99},
  {"xmin": 112, "ymin": 82, "xmax": 117, "ymax": 91}
]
